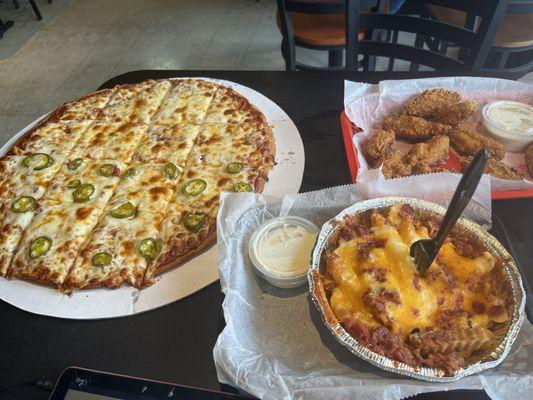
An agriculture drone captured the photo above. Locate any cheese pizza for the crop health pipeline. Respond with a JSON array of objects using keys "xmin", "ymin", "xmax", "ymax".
[{"xmin": 0, "ymin": 79, "xmax": 275, "ymax": 292}]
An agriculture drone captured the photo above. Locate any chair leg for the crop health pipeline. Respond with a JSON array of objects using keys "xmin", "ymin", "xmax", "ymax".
[
  {"xmin": 12, "ymin": 0, "xmax": 20, "ymax": 9},
  {"xmin": 498, "ymin": 50, "xmax": 510, "ymax": 70},
  {"xmin": 28, "ymin": 0, "xmax": 43, "ymax": 20},
  {"xmin": 281, "ymin": 38, "xmax": 297, "ymax": 71},
  {"xmin": 328, "ymin": 50, "xmax": 343, "ymax": 68},
  {"xmin": 0, "ymin": 18, "xmax": 15, "ymax": 39}
]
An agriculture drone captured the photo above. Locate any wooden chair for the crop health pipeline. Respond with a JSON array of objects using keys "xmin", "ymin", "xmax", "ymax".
[
  {"xmin": 414, "ymin": 1, "xmax": 533, "ymax": 73},
  {"xmin": 277, "ymin": 0, "xmax": 385, "ymax": 70},
  {"xmin": 347, "ymin": 0, "xmax": 508, "ymax": 71}
]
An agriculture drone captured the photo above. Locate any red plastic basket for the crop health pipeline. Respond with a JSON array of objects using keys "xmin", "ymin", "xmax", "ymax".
[{"xmin": 340, "ymin": 111, "xmax": 533, "ymax": 200}]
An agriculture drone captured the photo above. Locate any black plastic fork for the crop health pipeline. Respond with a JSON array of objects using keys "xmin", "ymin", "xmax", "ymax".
[{"xmin": 410, "ymin": 149, "xmax": 489, "ymax": 276}]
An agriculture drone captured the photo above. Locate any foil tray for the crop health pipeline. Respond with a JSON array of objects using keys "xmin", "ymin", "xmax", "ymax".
[{"xmin": 308, "ymin": 197, "xmax": 526, "ymax": 382}]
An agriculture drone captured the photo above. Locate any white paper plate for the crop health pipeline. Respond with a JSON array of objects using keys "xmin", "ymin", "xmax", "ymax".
[{"xmin": 0, "ymin": 78, "xmax": 304, "ymax": 319}]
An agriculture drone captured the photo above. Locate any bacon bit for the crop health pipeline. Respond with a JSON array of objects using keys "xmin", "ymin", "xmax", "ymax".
[
  {"xmin": 438, "ymin": 263, "xmax": 458, "ymax": 290},
  {"xmin": 112, "ymin": 165, "xmax": 121, "ymax": 177},
  {"xmin": 489, "ymin": 305, "xmax": 505, "ymax": 316},
  {"xmin": 422, "ymin": 216, "xmax": 440, "ymax": 238},
  {"xmin": 361, "ymin": 267, "xmax": 388, "ymax": 283},
  {"xmin": 412, "ymin": 276, "xmax": 421, "ymax": 291},
  {"xmin": 450, "ymin": 231, "xmax": 487, "ymax": 258},
  {"xmin": 358, "ymin": 237, "xmax": 387, "ymax": 259},
  {"xmin": 364, "ymin": 288, "xmax": 401, "ymax": 328},
  {"xmin": 472, "ymin": 301, "xmax": 485, "ymax": 313},
  {"xmin": 412, "ymin": 308, "xmax": 420, "ymax": 316},
  {"xmin": 398, "ymin": 204, "xmax": 414, "ymax": 220},
  {"xmin": 454, "ymin": 293, "xmax": 464, "ymax": 311}
]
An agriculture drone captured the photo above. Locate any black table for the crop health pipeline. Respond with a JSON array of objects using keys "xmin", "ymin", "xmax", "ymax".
[{"xmin": 1, "ymin": 71, "xmax": 531, "ymax": 400}]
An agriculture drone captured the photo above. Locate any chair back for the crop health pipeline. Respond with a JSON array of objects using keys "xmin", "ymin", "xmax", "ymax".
[
  {"xmin": 277, "ymin": 0, "xmax": 381, "ymax": 70},
  {"xmin": 347, "ymin": 0, "xmax": 509, "ymax": 71}
]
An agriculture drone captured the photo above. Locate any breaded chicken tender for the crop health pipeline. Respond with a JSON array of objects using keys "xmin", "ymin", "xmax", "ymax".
[
  {"xmin": 364, "ymin": 129, "xmax": 395, "ymax": 166},
  {"xmin": 383, "ymin": 115, "xmax": 451, "ymax": 142},
  {"xmin": 403, "ymin": 88, "xmax": 461, "ymax": 118},
  {"xmin": 432, "ymin": 100, "xmax": 477, "ymax": 126},
  {"xmin": 448, "ymin": 127, "xmax": 505, "ymax": 160},
  {"xmin": 460, "ymin": 156, "xmax": 524, "ymax": 180},
  {"xmin": 406, "ymin": 135, "xmax": 450, "ymax": 166},
  {"xmin": 381, "ymin": 150, "xmax": 412, "ymax": 179},
  {"xmin": 526, "ymin": 143, "xmax": 533, "ymax": 178},
  {"xmin": 412, "ymin": 163, "xmax": 456, "ymax": 175}
]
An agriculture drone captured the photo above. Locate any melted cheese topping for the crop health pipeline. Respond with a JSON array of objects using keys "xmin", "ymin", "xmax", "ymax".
[
  {"xmin": 75, "ymin": 122, "xmax": 149, "ymax": 162},
  {"xmin": 328, "ymin": 204, "xmax": 501, "ymax": 336}
]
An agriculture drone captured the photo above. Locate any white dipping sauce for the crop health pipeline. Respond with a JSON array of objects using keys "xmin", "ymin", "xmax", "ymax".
[
  {"xmin": 256, "ymin": 224, "xmax": 318, "ymax": 276},
  {"xmin": 482, "ymin": 100, "xmax": 533, "ymax": 152},
  {"xmin": 485, "ymin": 101, "xmax": 533, "ymax": 134}
]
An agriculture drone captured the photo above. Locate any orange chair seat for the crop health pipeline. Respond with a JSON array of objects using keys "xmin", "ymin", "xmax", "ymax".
[
  {"xmin": 429, "ymin": 5, "xmax": 533, "ymax": 49},
  {"xmin": 277, "ymin": 12, "xmax": 366, "ymax": 47},
  {"xmin": 492, "ymin": 13, "xmax": 533, "ymax": 48}
]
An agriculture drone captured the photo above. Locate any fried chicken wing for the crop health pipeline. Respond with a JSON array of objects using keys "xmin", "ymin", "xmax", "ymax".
[
  {"xmin": 403, "ymin": 88, "xmax": 461, "ymax": 118},
  {"xmin": 406, "ymin": 135, "xmax": 450, "ymax": 167},
  {"xmin": 448, "ymin": 127, "xmax": 505, "ymax": 160},
  {"xmin": 460, "ymin": 156, "xmax": 524, "ymax": 180},
  {"xmin": 383, "ymin": 115, "xmax": 451, "ymax": 142},
  {"xmin": 526, "ymin": 142, "xmax": 533, "ymax": 178},
  {"xmin": 364, "ymin": 129, "xmax": 395, "ymax": 166},
  {"xmin": 381, "ymin": 150, "xmax": 412, "ymax": 179},
  {"xmin": 432, "ymin": 100, "xmax": 477, "ymax": 126}
]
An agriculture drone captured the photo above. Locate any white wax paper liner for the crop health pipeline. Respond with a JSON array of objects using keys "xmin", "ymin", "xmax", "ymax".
[
  {"xmin": 344, "ymin": 77, "xmax": 533, "ymax": 192},
  {"xmin": 213, "ymin": 180, "xmax": 532, "ymax": 400}
]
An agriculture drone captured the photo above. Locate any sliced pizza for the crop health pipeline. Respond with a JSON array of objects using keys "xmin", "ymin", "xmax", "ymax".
[
  {"xmin": 64, "ymin": 211, "xmax": 165, "ymax": 290},
  {"xmin": 0, "ymin": 155, "xmax": 61, "ymax": 202},
  {"xmin": 145, "ymin": 202, "xmax": 217, "ymax": 286},
  {"xmin": 9, "ymin": 202, "xmax": 103, "ymax": 286},
  {"xmin": 99, "ymin": 80, "xmax": 171, "ymax": 124},
  {"xmin": 42, "ymin": 158, "xmax": 125, "ymax": 208},
  {"xmin": 103, "ymin": 162, "xmax": 177, "ymax": 216},
  {"xmin": 131, "ymin": 124, "xmax": 200, "ymax": 168},
  {"xmin": 194, "ymin": 122, "xmax": 275, "ymax": 169},
  {"xmin": 150, "ymin": 79, "xmax": 218, "ymax": 126},
  {"xmin": 9, "ymin": 121, "xmax": 92, "ymax": 160},
  {"xmin": 202, "ymin": 86, "xmax": 267, "ymax": 125},
  {"xmin": 61, "ymin": 162, "xmax": 177, "ymax": 290},
  {"xmin": 0, "ymin": 155, "xmax": 65, "ymax": 276},
  {"xmin": 73, "ymin": 122, "xmax": 149, "ymax": 163},
  {"xmin": 0, "ymin": 197, "xmax": 40, "ymax": 276},
  {"xmin": 48, "ymin": 89, "xmax": 114, "ymax": 123}
]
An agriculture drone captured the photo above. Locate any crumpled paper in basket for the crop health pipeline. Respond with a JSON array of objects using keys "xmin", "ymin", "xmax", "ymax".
[
  {"xmin": 213, "ymin": 180, "xmax": 533, "ymax": 400},
  {"xmin": 344, "ymin": 76, "xmax": 533, "ymax": 191}
]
